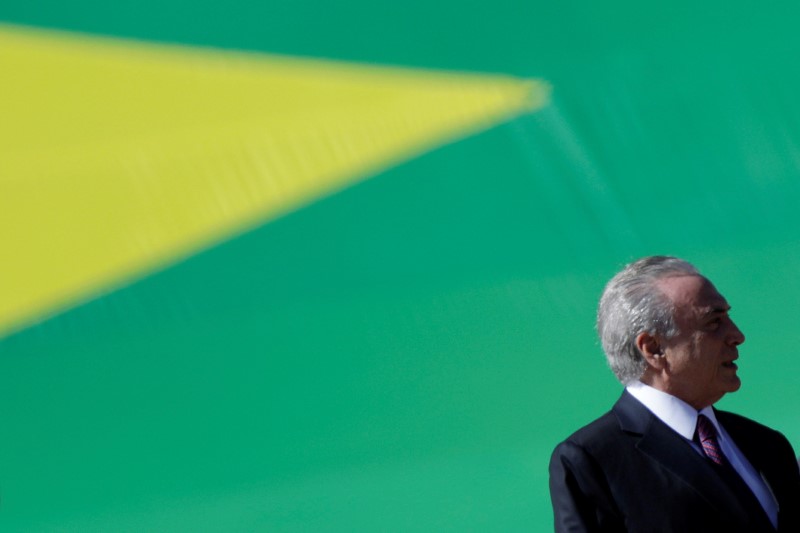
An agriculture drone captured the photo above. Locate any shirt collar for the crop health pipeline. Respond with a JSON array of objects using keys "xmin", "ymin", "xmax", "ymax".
[{"xmin": 625, "ymin": 381, "xmax": 720, "ymax": 439}]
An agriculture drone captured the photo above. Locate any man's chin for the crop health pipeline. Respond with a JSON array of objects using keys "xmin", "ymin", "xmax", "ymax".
[{"xmin": 724, "ymin": 376, "xmax": 742, "ymax": 393}]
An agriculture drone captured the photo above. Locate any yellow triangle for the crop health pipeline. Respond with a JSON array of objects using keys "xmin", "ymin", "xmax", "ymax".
[{"xmin": 0, "ymin": 24, "xmax": 549, "ymax": 337}]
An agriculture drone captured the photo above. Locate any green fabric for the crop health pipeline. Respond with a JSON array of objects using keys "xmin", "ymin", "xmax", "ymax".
[{"xmin": 3, "ymin": 1, "xmax": 800, "ymax": 530}]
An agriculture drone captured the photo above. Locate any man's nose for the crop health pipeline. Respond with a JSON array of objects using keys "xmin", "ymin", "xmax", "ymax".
[{"xmin": 728, "ymin": 319, "xmax": 745, "ymax": 346}]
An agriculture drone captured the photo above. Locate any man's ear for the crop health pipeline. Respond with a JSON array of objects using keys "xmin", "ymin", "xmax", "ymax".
[{"xmin": 635, "ymin": 332, "xmax": 666, "ymax": 370}]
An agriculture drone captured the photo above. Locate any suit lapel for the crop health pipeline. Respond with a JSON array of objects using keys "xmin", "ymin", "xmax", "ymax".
[
  {"xmin": 717, "ymin": 411, "xmax": 773, "ymax": 484},
  {"xmin": 612, "ymin": 391, "xmax": 753, "ymax": 524},
  {"xmin": 717, "ymin": 411, "xmax": 782, "ymax": 521}
]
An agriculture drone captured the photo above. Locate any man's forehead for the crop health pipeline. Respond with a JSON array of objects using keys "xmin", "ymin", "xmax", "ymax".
[{"xmin": 655, "ymin": 274, "xmax": 729, "ymax": 310}]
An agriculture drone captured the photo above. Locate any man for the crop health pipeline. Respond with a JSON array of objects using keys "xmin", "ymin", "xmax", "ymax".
[{"xmin": 549, "ymin": 256, "xmax": 800, "ymax": 532}]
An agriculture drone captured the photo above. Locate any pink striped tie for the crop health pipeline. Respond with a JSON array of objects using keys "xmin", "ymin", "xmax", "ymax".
[{"xmin": 696, "ymin": 414, "xmax": 725, "ymax": 465}]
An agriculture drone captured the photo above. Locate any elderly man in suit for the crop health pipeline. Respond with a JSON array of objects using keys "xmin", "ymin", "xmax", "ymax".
[{"xmin": 549, "ymin": 256, "xmax": 800, "ymax": 532}]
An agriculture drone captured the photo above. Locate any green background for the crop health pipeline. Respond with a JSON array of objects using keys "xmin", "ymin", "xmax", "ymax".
[{"xmin": 3, "ymin": 1, "xmax": 800, "ymax": 530}]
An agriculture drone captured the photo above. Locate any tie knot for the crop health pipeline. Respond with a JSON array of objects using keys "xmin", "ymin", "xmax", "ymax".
[
  {"xmin": 697, "ymin": 415, "xmax": 717, "ymax": 442},
  {"xmin": 696, "ymin": 414, "xmax": 717, "ymax": 439},
  {"xmin": 696, "ymin": 414, "xmax": 725, "ymax": 465}
]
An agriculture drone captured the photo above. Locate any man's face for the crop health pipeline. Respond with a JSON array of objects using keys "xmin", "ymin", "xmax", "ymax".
[{"xmin": 656, "ymin": 275, "xmax": 745, "ymax": 409}]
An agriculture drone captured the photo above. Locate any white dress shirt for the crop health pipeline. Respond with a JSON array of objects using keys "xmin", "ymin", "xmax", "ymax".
[{"xmin": 626, "ymin": 381, "xmax": 778, "ymax": 528}]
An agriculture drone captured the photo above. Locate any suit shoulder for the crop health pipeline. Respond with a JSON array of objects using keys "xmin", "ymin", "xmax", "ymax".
[
  {"xmin": 716, "ymin": 409, "xmax": 798, "ymax": 458},
  {"xmin": 716, "ymin": 409, "xmax": 784, "ymax": 437},
  {"xmin": 552, "ymin": 410, "xmax": 623, "ymax": 454}
]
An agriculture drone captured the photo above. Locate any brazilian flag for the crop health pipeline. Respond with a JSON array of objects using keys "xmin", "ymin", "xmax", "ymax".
[{"xmin": 2, "ymin": 1, "xmax": 800, "ymax": 530}]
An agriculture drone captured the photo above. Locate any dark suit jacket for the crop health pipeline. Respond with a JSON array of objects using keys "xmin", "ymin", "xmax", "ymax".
[{"xmin": 549, "ymin": 391, "xmax": 800, "ymax": 532}]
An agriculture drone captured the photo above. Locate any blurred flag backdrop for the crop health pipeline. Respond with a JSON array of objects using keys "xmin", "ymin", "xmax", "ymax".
[{"xmin": 2, "ymin": 1, "xmax": 800, "ymax": 531}]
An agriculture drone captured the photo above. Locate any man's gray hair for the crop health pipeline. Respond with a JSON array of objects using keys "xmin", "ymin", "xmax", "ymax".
[{"xmin": 597, "ymin": 256, "xmax": 700, "ymax": 384}]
